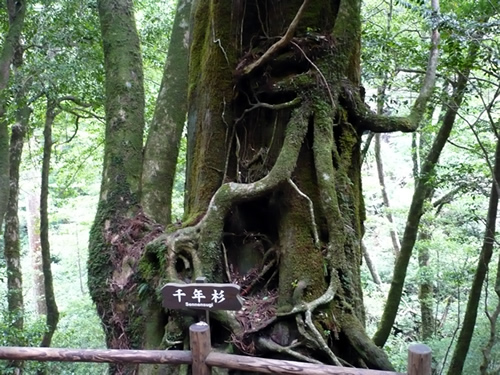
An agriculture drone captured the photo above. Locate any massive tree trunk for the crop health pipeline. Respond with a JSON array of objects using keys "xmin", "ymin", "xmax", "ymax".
[
  {"xmin": 89, "ymin": 1, "xmax": 437, "ymax": 374},
  {"xmin": 145, "ymin": 0, "xmax": 413, "ymax": 371}
]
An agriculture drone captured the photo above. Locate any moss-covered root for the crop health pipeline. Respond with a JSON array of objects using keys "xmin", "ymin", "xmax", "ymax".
[{"xmin": 341, "ymin": 313, "xmax": 395, "ymax": 371}]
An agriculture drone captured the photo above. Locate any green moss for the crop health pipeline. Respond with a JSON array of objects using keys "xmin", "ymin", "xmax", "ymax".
[
  {"xmin": 186, "ymin": 1, "xmax": 238, "ymax": 217},
  {"xmin": 139, "ymin": 236, "xmax": 168, "ymax": 282},
  {"xmin": 277, "ymin": 158, "xmax": 327, "ymax": 308}
]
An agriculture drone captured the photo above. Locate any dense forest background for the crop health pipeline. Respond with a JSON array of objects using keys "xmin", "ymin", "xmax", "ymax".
[{"xmin": 0, "ymin": 0, "xmax": 499, "ymax": 374}]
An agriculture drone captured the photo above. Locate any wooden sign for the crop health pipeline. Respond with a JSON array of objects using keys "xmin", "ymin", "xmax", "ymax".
[{"xmin": 161, "ymin": 283, "xmax": 243, "ymax": 311}]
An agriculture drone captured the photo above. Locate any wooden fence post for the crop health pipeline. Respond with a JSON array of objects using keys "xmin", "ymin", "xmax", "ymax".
[
  {"xmin": 190, "ymin": 322, "xmax": 211, "ymax": 375},
  {"xmin": 407, "ymin": 343, "xmax": 431, "ymax": 375}
]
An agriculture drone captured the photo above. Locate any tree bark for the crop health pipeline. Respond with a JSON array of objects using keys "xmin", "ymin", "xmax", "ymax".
[
  {"xmin": 446, "ymin": 119, "xmax": 500, "ymax": 375},
  {"xmin": 90, "ymin": 0, "xmax": 449, "ymax": 373},
  {"xmin": 3, "ymin": 68, "xmax": 31, "ymax": 375},
  {"xmin": 26, "ymin": 192, "xmax": 46, "ymax": 315},
  {"xmin": 413, "ymin": 128, "xmax": 435, "ymax": 342},
  {"xmin": 39, "ymin": 99, "xmax": 60, "ymax": 352},
  {"xmin": 155, "ymin": 0, "xmax": 397, "ymax": 370},
  {"xmin": 362, "ymin": 241, "xmax": 382, "ymax": 286},
  {"xmin": 0, "ymin": 0, "xmax": 27, "ymax": 234},
  {"xmin": 88, "ymin": 0, "xmax": 145, "ymax": 374},
  {"xmin": 141, "ymin": 0, "xmax": 191, "ymax": 226},
  {"xmin": 417, "ymin": 224, "xmax": 434, "ymax": 341},
  {"xmin": 479, "ymin": 231, "xmax": 500, "ymax": 374},
  {"xmin": 4, "ymin": 99, "xmax": 29, "ymax": 332}
]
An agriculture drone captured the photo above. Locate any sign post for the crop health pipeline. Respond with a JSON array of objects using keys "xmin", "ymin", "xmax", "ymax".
[{"xmin": 162, "ymin": 279, "xmax": 243, "ymax": 374}]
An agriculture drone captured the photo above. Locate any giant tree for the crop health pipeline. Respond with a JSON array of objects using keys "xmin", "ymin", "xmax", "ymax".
[{"xmin": 89, "ymin": 0, "xmax": 439, "ymax": 374}]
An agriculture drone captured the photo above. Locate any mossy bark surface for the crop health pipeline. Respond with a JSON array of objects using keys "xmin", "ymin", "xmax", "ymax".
[
  {"xmin": 4, "ymin": 103, "xmax": 29, "ymax": 334},
  {"xmin": 88, "ymin": 1, "xmax": 146, "ymax": 374},
  {"xmin": 39, "ymin": 99, "xmax": 60, "ymax": 351}
]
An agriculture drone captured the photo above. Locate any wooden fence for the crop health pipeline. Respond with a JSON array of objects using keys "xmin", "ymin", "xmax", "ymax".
[{"xmin": 0, "ymin": 322, "xmax": 431, "ymax": 375}]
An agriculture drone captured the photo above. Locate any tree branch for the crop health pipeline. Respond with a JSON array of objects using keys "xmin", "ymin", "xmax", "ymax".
[
  {"xmin": 347, "ymin": 0, "xmax": 440, "ymax": 133},
  {"xmin": 242, "ymin": 0, "xmax": 311, "ymax": 76}
]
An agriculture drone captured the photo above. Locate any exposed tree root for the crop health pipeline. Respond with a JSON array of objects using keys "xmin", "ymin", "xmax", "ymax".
[
  {"xmin": 153, "ymin": 39, "xmax": 400, "ymax": 369},
  {"xmin": 288, "ymin": 178, "xmax": 320, "ymax": 248},
  {"xmin": 258, "ymin": 337, "xmax": 323, "ymax": 364},
  {"xmin": 241, "ymin": 0, "xmax": 311, "ymax": 76},
  {"xmin": 340, "ymin": 312, "xmax": 395, "ymax": 370}
]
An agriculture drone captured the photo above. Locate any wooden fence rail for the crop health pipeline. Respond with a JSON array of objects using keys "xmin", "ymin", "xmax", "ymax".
[{"xmin": 0, "ymin": 322, "xmax": 432, "ymax": 375}]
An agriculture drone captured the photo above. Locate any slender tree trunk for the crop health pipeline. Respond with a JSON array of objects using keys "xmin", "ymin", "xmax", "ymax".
[
  {"xmin": 3, "ymin": 76, "xmax": 30, "ymax": 375},
  {"xmin": 373, "ymin": 43, "xmax": 478, "ymax": 349},
  {"xmin": 0, "ymin": 120, "xmax": 9, "ymax": 233},
  {"xmin": 0, "ymin": 0, "xmax": 27, "ymax": 233},
  {"xmin": 417, "ymin": 223, "xmax": 435, "ymax": 341},
  {"xmin": 4, "ymin": 115, "xmax": 27, "ymax": 329},
  {"xmin": 369, "ymin": 0, "xmax": 400, "ymax": 263},
  {"xmin": 374, "ymin": 134, "xmax": 401, "ymax": 258},
  {"xmin": 479, "ymin": 241, "xmax": 500, "ymax": 374},
  {"xmin": 413, "ymin": 129, "xmax": 435, "ymax": 342},
  {"xmin": 362, "ymin": 241, "xmax": 382, "ymax": 285},
  {"xmin": 141, "ymin": 0, "xmax": 191, "ymax": 226},
  {"xmin": 446, "ymin": 131, "xmax": 500, "ymax": 375},
  {"xmin": 2, "ymin": 6, "xmax": 27, "ymax": 371},
  {"xmin": 39, "ymin": 99, "xmax": 59, "ymax": 352},
  {"xmin": 26, "ymin": 192, "xmax": 46, "ymax": 315},
  {"xmin": 75, "ymin": 227, "xmax": 85, "ymax": 295}
]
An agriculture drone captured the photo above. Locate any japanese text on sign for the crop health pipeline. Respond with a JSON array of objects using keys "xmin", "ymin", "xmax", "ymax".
[{"xmin": 161, "ymin": 283, "xmax": 243, "ymax": 311}]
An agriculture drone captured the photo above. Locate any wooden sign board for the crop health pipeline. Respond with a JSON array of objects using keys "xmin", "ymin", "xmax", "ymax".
[{"xmin": 161, "ymin": 283, "xmax": 243, "ymax": 311}]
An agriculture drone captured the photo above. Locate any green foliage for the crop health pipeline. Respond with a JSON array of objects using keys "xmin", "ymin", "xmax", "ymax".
[
  {"xmin": 136, "ymin": 0, "xmax": 176, "ymax": 131},
  {"xmin": 361, "ymin": 0, "xmax": 500, "ymax": 370}
]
